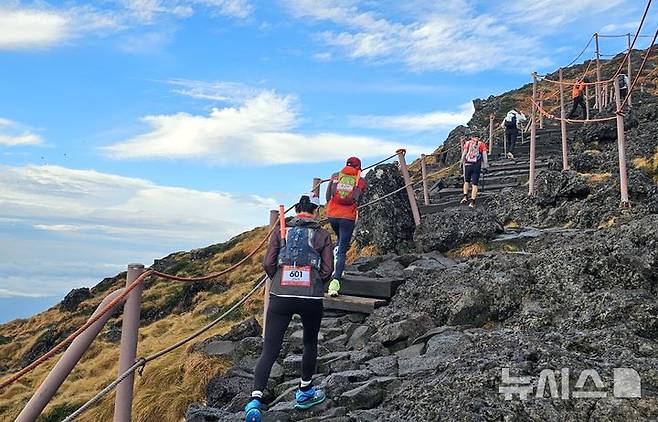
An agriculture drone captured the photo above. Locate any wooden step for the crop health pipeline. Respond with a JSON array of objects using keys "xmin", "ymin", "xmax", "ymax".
[
  {"xmin": 323, "ymin": 294, "xmax": 386, "ymax": 314},
  {"xmin": 340, "ymin": 276, "xmax": 402, "ymax": 299}
]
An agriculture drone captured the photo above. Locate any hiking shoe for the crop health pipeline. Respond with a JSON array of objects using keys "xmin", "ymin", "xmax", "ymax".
[
  {"xmin": 328, "ymin": 279, "xmax": 340, "ymax": 297},
  {"xmin": 460, "ymin": 195, "xmax": 469, "ymax": 205},
  {"xmin": 295, "ymin": 387, "xmax": 326, "ymax": 410},
  {"xmin": 469, "ymin": 199, "xmax": 476, "ymax": 209},
  {"xmin": 245, "ymin": 398, "xmax": 262, "ymax": 422},
  {"xmin": 507, "ymin": 152, "xmax": 515, "ymax": 159}
]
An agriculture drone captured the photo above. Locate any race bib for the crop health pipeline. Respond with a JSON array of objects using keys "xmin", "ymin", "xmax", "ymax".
[{"xmin": 281, "ymin": 265, "xmax": 311, "ymax": 286}]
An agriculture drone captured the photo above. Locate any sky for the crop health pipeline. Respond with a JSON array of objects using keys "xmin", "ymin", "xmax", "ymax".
[{"xmin": 0, "ymin": 0, "xmax": 655, "ymax": 322}]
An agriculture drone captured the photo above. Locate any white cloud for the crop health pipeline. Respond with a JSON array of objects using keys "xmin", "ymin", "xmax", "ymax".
[
  {"xmin": 283, "ymin": 0, "xmax": 549, "ymax": 72},
  {"xmin": 0, "ymin": 8, "xmax": 71, "ymax": 49},
  {"xmin": 350, "ymin": 102, "xmax": 474, "ymax": 132},
  {"xmin": 0, "ymin": 164, "xmax": 276, "ymax": 242},
  {"xmin": 167, "ymin": 79, "xmax": 261, "ymax": 102},
  {"xmin": 0, "ymin": 118, "xmax": 43, "ymax": 146},
  {"xmin": 508, "ymin": 0, "xmax": 624, "ymax": 27},
  {"xmin": 103, "ymin": 90, "xmax": 420, "ymax": 163}
]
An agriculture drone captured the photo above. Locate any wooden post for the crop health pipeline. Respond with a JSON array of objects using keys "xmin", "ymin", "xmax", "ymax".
[
  {"xmin": 489, "ymin": 114, "xmax": 495, "ymax": 155},
  {"xmin": 529, "ymin": 72, "xmax": 537, "ymax": 196},
  {"xmin": 559, "ymin": 68, "xmax": 569, "ymax": 170},
  {"xmin": 627, "ymin": 33, "xmax": 632, "ymax": 107},
  {"xmin": 114, "ymin": 264, "xmax": 145, "ymax": 422},
  {"xmin": 585, "ymin": 84, "xmax": 591, "ymax": 121},
  {"xmin": 641, "ymin": 83, "xmax": 645, "ymax": 93},
  {"xmin": 312, "ymin": 177, "xmax": 322, "ymax": 197},
  {"xmin": 396, "ymin": 149, "xmax": 421, "ymax": 227},
  {"xmin": 614, "ymin": 78, "xmax": 630, "ymax": 205},
  {"xmin": 262, "ymin": 210, "xmax": 279, "ymax": 338},
  {"xmin": 420, "ymin": 154, "xmax": 430, "ymax": 206},
  {"xmin": 595, "ymin": 32, "xmax": 602, "ymax": 111},
  {"xmin": 538, "ymin": 92, "xmax": 544, "ymax": 129}
]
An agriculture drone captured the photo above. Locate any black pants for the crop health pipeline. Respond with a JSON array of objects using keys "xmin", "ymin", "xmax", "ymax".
[
  {"xmin": 569, "ymin": 96, "xmax": 586, "ymax": 119},
  {"xmin": 505, "ymin": 130, "xmax": 518, "ymax": 154},
  {"xmin": 253, "ymin": 295, "xmax": 323, "ymax": 392}
]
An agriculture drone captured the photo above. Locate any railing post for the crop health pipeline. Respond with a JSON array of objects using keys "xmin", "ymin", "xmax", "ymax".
[
  {"xmin": 559, "ymin": 68, "xmax": 569, "ymax": 170},
  {"xmin": 538, "ymin": 94, "xmax": 544, "ymax": 129},
  {"xmin": 529, "ymin": 72, "xmax": 537, "ymax": 196},
  {"xmin": 263, "ymin": 210, "xmax": 278, "ymax": 338},
  {"xmin": 312, "ymin": 177, "xmax": 322, "ymax": 197},
  {"xmin": 114, "ymin": 263, "xmax": 144, "ymax": 422},
  {"xmin": 595, "ymin": 32, "xmax": 602, "ymax": 111},
  {"xmin": 627, "ymin": 33, "xmax": 632, "ymax": 107},
  {"xmin": 585, "ymin": 84, "xmax": 591, "ymax": 121},
  {"xmin": 16, "ymin": 289, "xmax": 126, "ymax": 422},
  {"xmin": 420, "ymin": 154, "xmax": 430, "ymax": 206},
  {"xmin": 614, "ymin": 78, "xmax": 630, "ymax": 206},
  {"xmin": 396, "ymin": 149, "xmax": 421, "ymax": 227},
  {"xmin": 488, "ymin": 114, "xmax": 495, "ymax": 154}
]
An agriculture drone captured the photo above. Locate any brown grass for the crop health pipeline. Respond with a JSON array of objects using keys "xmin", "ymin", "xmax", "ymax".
[
  {"xmin": 580, "ymin": 172, "xmax": 611, "ymax": 186},
  {"xmin": 633, "ymin": 148, "xmax": 658, "ymax": 182},
  {"xmin": 598, "ymin": 217, "xmax": 617, "ymax": 230},
  {"xmin": 447, "ymin": 242, "xmax": 487, "ymax": 258},
  {"xmin": 504, "ymin": 220, "xmax": 520, "ymax": 229},
  {"xmin": 346, "ymin": 244, "xmax": 381, "ymax": 264}
]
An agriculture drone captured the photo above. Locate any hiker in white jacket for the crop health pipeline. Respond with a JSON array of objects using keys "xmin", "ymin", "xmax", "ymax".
[{"xmin": 500, "ymin": 110, "xmax": 527, "ymax": 159}]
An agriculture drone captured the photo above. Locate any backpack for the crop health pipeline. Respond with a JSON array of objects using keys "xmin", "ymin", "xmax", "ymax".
[
  {"xmin": 332, "ymin": 170, "xmax": 360, "ymax": 206},
  {"xmin": 277, "ymin": 226, "xmax": 321, "ymax": 273},
  {"xmin": 464, "ymin": 141, "xmax": 482, "ymax": 165},
  {"xmin": 504, "ymin": 115, "xmax": 517, "ymax": 130}
]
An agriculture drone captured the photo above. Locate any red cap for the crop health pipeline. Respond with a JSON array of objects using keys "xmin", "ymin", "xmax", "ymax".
[{"xmin": 346, "ymin": 156, "xmax": 362, "ymax": 169}]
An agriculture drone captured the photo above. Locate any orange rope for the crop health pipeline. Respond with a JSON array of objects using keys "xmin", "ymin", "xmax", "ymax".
[
  {"xmin": 531, "ymin": 98, "xmax": 616, "ymax": 123},
  {"xmin": 618, "ymin": 27, "xmax": 658, "ymax": 109}
]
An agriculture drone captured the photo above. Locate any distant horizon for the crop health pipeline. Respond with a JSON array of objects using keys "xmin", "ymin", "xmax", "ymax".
[{"xmin": 2, "ymin": 0, "xmax": 656, "ymax": 322}]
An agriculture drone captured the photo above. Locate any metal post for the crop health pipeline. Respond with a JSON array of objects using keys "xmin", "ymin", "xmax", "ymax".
[
  {"xmin": 641, "ymin": 83, "xmax": 645, "ymax": 94},
  {"xmin": 488, "ymin": 114, "xmax": 495, "ymax": 154},
  {"xmin": 262, "ymin": 210, "xmax": 278, "ymax": 338},
  {"xmin": 559, "ymin": 68, "xmax": 569, "ymax": 170},
  {"xmin": 614, "ymin": 78, "xmax": 630, "ymax": 205},
  {"xmin": 16, "ymin": 290, "xmax": 126, "ymax": 422},
  {"xmin": 627, "ymin": 33, "xmax": 632, "ymax": 107},
  {"xmin": 114, "ymin": 263, "xmax": 145, "ymax": 422},
  {"xmin": 529, "ymin": 72, "xmax": 537, "ymax": 196},
  {"xmin": 595, "ymin": 32, "xmax": 602, "ymax": 111},
  {"xmin": 396, "ymin": 149, "xmax": 421, "ymax": 227},
  {"xmin": 420, "ymin": 154, "xmax": 430, "ymax": 206},
  {"xmin": 585, "ymin": 84, "xmax": 591, "ymax": 121}
]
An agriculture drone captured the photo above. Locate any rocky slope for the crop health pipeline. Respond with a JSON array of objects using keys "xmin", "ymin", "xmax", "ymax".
[{"xmin": 1, "ymin": 48, "xmax": 656, "ymax": 422}]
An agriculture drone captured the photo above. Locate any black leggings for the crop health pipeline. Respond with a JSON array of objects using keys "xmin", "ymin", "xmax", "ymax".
[
  {"xmin": 253, "ymin": 295, "xmax": 323, "ymax": 392},
  {"xmin": 569, "ymin": 96, "xmax": 586, "ymax": 118},
  {"xmin": 505, "ymin": 130, "xmax": 518, "ymax": 154}
]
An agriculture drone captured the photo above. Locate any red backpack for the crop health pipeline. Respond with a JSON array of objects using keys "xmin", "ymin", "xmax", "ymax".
[{"xmin": 332, "ymin": 170, "xmax": 361, "ymax": 206}]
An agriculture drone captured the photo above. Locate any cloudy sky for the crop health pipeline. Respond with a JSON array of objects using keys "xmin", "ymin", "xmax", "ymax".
[{"xmin": 1, "ymin": 0, "xmax": 654, "ymax": 322}]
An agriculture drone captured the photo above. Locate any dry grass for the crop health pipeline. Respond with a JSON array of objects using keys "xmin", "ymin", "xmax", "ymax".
[
  {"xmin": 447, "ymin": 242, "xmax": 487, "ymax": 258},
  {"xmin": 580, "ymin": 172, "xmax": 612, "ymax": 187},
  {"xmin": 504, "ymin": 220, "xmax": 520, "ymax": 229},
  {"xmin": 598, "ymin": 217, "xmax": 617, "ymax": 230},
  {"xmin": 346, "ymin": 244, "xmax": 381, "ymax": 264},
  {"xmin": 633, "ymin": 148, "xmax": 658, "ymax": 182}
]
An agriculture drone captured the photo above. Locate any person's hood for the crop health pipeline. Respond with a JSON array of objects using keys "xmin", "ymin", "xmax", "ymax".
[{"xmin": 288, "ymin": 215, "xmax": 321, "ymax": 228}]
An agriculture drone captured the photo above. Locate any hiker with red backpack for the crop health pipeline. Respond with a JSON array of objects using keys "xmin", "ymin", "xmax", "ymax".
[
  {"xmin": 460, "ymin": 136, "xmax": 489, "ymax": 208},
  {"xmin": 325, "ymin": 157, "xmax": 366, "ymax": 297}
]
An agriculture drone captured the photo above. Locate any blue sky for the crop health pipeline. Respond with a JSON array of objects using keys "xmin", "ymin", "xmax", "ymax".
[{"xmin": 0, "ymin": 0, "xmax": 655, "ymax": 322}]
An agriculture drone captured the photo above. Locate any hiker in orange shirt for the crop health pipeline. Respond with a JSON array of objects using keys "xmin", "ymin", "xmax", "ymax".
[
  {"xmin": 325, "ymin": 157, "xmax": 366, "ymax": 297},
  {"xmin": 568, "ymin": 79, "xmax": 587, "ymax": 119}
]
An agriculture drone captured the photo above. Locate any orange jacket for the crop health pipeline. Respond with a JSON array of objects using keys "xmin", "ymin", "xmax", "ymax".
[
  {"xmin": 325, "ymin": 166, "xmax": 366, "ymax": 221},
  {"xmin": 572, "ymin": 82, "xmax": 585, "ymax": 99}
]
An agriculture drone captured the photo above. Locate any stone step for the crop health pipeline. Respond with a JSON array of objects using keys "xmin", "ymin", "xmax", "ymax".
[
  {"xmin": 488, "ymin": 162, "xmax": 550, "ymax": 172},
  {"xmin": 340, "ymin": 275, "xmax": 402, "ymax": 300},
  {"xmin": 323, "ymin": 294, "xmax": 386, "ymax": 314},
  {"xmin": 438, "ymin": 181, "xmax": 519, "ymax": 195},
  {"xmin": 420, "ymin": 194, "xmax": 497, "ymax": 214}
]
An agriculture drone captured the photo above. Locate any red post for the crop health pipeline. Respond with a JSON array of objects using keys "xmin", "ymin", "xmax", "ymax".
[
  {"xmin": 396, "ymin": 149, "xmax": 421, "ymax": 227},
  {"xmin": 595, "ymin": 33, "xmax": 602, "ymax": 111},
  {"xmin": 16, "ymin": 289, "xmax": 126, "ymax": 422},
  {"xmin": 114, "ymin": 263, "xmax": 144, "ymax": 422},
  {"xmin": 529, "ymin": 72, "xmax": 537, "ymax": 196},
  {"xmin": 559, "ymin": 68, "xmax": 569, "ymax": 170},
  {"xmin": 262, "ymin": 210, "xmax": 279, "ymax": 337},
  {"xmin": 420, "ymin": 154, "xmax": 430, "ymax": 206},
  {"xmin": 614, "ymin": 78, "xmax": 630, "ymax": 205}
]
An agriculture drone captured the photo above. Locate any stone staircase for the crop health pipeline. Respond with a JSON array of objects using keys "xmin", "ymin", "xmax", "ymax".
[{"xmin": 419, "ymin": 127, "xmax": 569, "ymax": 214}]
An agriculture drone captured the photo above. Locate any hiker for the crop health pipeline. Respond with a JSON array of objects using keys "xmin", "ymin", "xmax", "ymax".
[
  {"xmin": 245, "ymin": 193, "xmax": 334, "ymax": 422},
  {"xmin": 568, "ymin": 79, "xmax": 587, "ymax": 119},
  {"xmin": 619, "ymin": 73, "xmax": 630, "ymax": 101},
  {"xmin": 501, "ymin": 110, "xmax": 521, "ymax": 159},
  {"xmin": 325, "ymin": 157, "xmax": 366, "ymax": 297},
  {"xmin": 460, "ymin": 136, "xmax": 489, "ymax": 208}
]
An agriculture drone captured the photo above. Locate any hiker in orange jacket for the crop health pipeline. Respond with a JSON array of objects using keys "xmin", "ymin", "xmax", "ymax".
[
  {"xmin": 568, "ymin": 79, "xmax": 587, "ymax": 119},
  {"xmin": 325, "ymin": 157, "xmax": 366, "ymax": 297}
]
